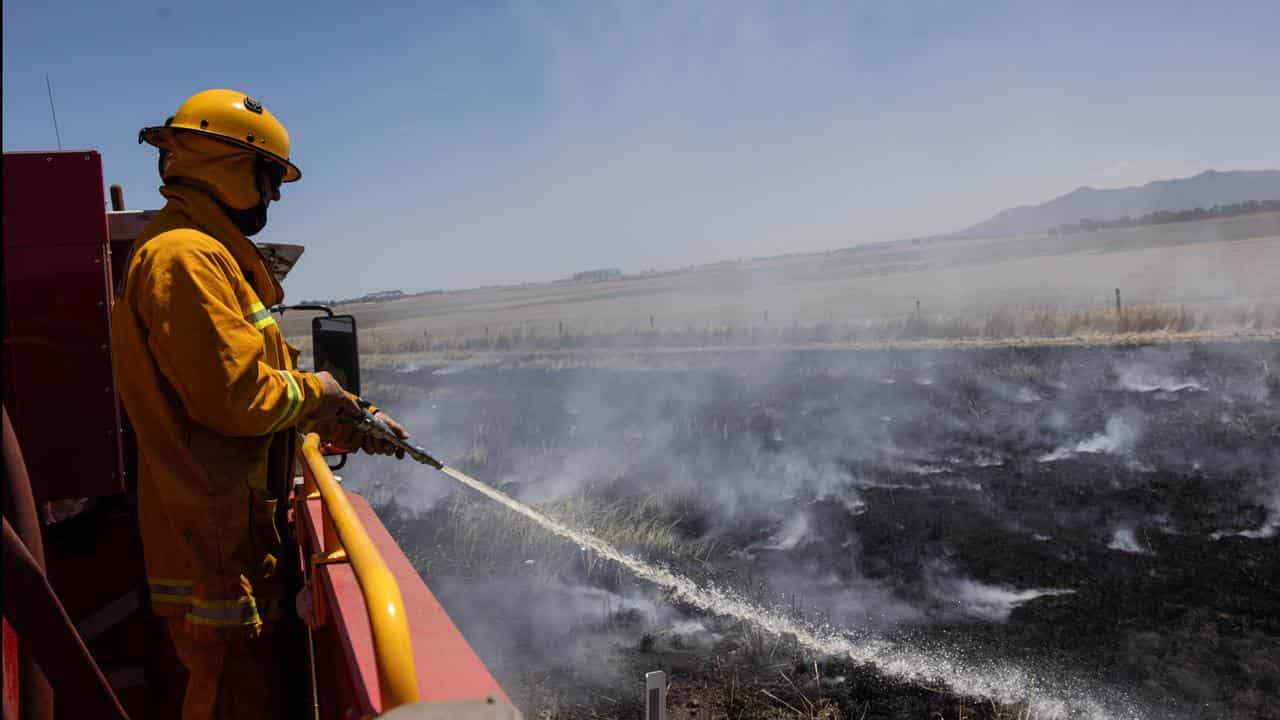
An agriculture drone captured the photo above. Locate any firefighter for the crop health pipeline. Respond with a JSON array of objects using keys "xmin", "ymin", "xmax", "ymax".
[{"xmin": 112, "ymin": 88, "xmax": 408, "ymax": 720}]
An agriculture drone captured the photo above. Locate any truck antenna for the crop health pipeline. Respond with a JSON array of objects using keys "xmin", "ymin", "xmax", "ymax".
[{"xmin": 45, "ymin": 74, "xmax": 63, "ymax": 149}]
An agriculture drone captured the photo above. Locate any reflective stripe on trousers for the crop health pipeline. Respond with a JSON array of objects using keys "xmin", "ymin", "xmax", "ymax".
[{"xmin": 149, "ymin": 578, "xmax": 272, "ymax": 628}]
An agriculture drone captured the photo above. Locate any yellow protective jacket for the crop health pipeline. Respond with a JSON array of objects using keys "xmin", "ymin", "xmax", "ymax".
[{"xmin": 112, "ymin": 182, "xmax": 335, "ymax": 637}]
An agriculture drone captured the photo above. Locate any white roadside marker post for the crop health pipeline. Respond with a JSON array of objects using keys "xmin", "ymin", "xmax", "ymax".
[{"xmin": 645, "ymin": 670, "xmax": 667, "ymax": 720}]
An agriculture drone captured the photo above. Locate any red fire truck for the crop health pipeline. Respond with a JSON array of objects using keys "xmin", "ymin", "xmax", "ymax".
[{"xmin": 2, "ymin": 150, "xmax": 519, "ymax": 720}]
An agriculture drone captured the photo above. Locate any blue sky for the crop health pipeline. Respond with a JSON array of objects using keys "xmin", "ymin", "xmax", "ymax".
[{"xmin": 5, "ymin": 1, "xmax": 1278, "ymax": 300}]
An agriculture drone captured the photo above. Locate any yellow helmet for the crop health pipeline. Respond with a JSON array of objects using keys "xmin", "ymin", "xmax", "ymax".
[{"xmin": 140, "ymin": 88, "xmax": 301, "ymax": 182}]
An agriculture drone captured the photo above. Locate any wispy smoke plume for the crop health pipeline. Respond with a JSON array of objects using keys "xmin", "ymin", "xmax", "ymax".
[{"xmin": 345, "ymin": 340, "xmax": 1277, "ymax": 717}]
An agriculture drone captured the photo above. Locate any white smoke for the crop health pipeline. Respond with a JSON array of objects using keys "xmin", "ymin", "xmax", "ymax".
[
  {"xmin": 339, "ymin": 341, "xmax": 1275, "ymax": 719},
  {"xmin": 1116, "ymin": 367, "xmax": 1204, "ymax": 394},
  {"xmin": 759, "ymin": 512, "xmax": 810, "ymax": 550},
  {"xmin": 1039, "ymin": 415, "xmax": 1140, "ymax": 463},
  {"xmin": 949, "ymin": 581, "xmax": 1074, "ymax": 623},
  {"xmin": 432, "ymin": 356, "xmax": 496, "ymax": 375},
  {"xmin": 1212, "ymin": 478, "xmax": 1280, "ymax": 540},
  {"xmin": 1107, "ymin": 527, "xmax": 1153, "ymax": 555},
  {"xmin": 928, "ymin": 564, "xmax": 1076, "ymax": 622}
]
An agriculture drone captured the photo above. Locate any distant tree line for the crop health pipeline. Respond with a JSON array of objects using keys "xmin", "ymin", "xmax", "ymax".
[
  {"xmin": 298, "ymin": 289, "xmax": 448, "ymax": 306},
  {"xmin": 564, "ymin": 268, "xmax": 623, "ymax": 284},
  {"xmin": 1050, "ymin": 199, "xmax": 1280, "ymax": 235}
]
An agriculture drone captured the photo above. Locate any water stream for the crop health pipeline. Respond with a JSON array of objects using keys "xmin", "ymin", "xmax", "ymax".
[{"xmin": 436, "ymin": 464, "xmax": 1145, "ymax": 720}]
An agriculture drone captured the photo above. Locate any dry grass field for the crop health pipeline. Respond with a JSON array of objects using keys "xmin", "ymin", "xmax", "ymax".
[{"xmin": 281, "ymin": 213, "xmax": 1279, "ymax": 357}]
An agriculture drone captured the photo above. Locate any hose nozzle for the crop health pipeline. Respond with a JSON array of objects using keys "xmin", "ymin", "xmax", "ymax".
[{"xmin": 342, "ymin": 407, "xmax": 443, "ymax": 469}]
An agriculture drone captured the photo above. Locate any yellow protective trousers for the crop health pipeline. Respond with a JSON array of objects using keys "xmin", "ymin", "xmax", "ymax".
[{"xmin": 166, "ymin": 616, "xmax": 280, "ymax": 720}]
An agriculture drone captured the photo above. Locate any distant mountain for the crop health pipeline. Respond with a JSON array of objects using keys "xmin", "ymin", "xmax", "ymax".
[{"xmin": 959, "ymin": 169, "xmax": 1280, "ymax": 237}]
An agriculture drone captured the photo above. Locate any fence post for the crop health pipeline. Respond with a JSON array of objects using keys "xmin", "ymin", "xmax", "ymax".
[
  {"xmin": 1115, "ymin": 288, "xmax": 1122, "ymax": 316},
  {"xmin": 645, "ymin": 671, "xmax": 667, "ymax": 720}
]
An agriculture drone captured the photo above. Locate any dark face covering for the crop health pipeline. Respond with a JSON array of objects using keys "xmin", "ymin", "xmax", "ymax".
[
  {"xmin": 221, "ymin": 159, "xmax": 284, "ymax": 237},
  {"xmin": 224, "ymin": 202, "xmax": 269, "ymax": 237}
]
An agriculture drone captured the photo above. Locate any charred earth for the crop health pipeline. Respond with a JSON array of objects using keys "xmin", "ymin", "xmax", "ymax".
[{"xmin": 354, "ymin": 341, "xmax": 1279, "ymax": 720}]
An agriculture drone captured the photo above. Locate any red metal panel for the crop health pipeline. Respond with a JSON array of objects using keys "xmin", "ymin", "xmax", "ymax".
[
  {"xmin": 106, "ymin": 211, "xmax": 156, "ymax": 494},
  {"xmin": 107, "ymin": 210, "xmax": 160, "ymax": 298},
  {"xmin": 2, "ymin": 151, "xmax": 125, "ymax": 501},
  {"xmin": 42, "ymin": 505, "xmax": 166, "ymax": 720},
  {"xmin": 298, "ymin": 497, "xmax": 380, "ymax": 719},
  {"xmin": 2, "ymin": 615, "xmax": 18, "ymax": 720},
  {"xmin": 299, "ymin": 491, "xmax": 509, "ymax": 717},
  {"xmin": 109, "ymin": 240, "xmax": 133, "ymax": 297}
]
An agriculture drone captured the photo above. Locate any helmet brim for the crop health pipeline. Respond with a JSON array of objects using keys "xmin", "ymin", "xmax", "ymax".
[{"xmin": 140, "ymin": 126, "xmax": 302, "ymax": 182}]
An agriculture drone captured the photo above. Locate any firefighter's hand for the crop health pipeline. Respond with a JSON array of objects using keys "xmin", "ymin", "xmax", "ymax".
[
  {"xmin": 362, "ymin": 411, "xmax": 409, "ymax": 459},
  {"xmin": 314, "ymin": 371, "xmax": 361, "ymax": 419}
]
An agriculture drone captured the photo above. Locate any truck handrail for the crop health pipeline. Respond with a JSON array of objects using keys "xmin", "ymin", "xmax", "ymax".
[{"xmin": 297, "ymin": 432, "xmax": 420, "ymax": 710}]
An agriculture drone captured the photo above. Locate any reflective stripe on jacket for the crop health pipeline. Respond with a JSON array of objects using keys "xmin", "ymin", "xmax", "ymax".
[{"xmin": 111, "ymin": 182, "xmax": 325, "ymax": 636}]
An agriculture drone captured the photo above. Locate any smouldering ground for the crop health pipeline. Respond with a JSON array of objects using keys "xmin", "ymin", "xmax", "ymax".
[{"xmin": 342, "ymin": 341, "xmax": 1279, "ymax": 720}]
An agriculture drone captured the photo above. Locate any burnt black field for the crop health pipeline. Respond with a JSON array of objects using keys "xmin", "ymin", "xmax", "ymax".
[{"xmin": 352, "ymin": 341, "xmax": 1279, "ymax": 720}]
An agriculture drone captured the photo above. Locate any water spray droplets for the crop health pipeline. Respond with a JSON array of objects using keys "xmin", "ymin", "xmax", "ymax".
[{"xmin": 437, "ymin": 464, "xmax": 1147, "ymax": 719}]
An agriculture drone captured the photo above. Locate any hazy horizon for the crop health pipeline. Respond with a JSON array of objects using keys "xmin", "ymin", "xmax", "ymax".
[{"xmin": 304, "ymin": 165, "xmax": 1280, "ymax": 302}]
